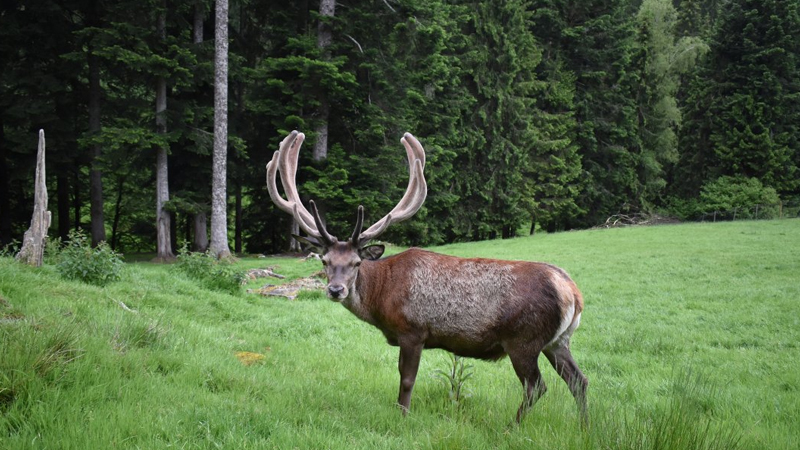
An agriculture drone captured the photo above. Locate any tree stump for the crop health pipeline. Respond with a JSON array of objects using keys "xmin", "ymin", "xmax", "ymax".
[{"xmin": 16, "ymin": 130, "xmax": 51, "ymax": 267}]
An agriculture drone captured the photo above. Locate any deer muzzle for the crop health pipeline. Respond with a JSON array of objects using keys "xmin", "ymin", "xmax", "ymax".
[{"xmin": 327, "ymin": 284, "xmax": 347, "ymax": 300}]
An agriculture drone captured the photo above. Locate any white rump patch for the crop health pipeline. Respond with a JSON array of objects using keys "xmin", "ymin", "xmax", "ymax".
[{"xmin": 545, "ymin": 271, "xmax": 578, "ymax": 349}]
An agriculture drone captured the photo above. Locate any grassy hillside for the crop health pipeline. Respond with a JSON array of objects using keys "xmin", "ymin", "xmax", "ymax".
[{"xmin": 1, "ymin": 220, "xmax": 798, "ymax": 449}]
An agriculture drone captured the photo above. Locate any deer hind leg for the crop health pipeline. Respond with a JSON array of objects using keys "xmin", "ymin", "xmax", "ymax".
[
  {"xmin": 543, "ymin": 340, "xmax": 588, "ymax": 427},
  {"xmin": 505, "ymin": 343, "xmax": 547, "ymax": 423}
]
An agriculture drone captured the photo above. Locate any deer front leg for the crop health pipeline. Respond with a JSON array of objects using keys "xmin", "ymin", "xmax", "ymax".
[{"xmin": 397, "ymin": 340, "xmax": 423, "ymax": 414}]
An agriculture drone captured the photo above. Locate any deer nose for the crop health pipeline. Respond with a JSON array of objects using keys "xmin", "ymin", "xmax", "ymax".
[{"xmin": 328, "ymin": 285, "xmax": 345, "ymax": 298}]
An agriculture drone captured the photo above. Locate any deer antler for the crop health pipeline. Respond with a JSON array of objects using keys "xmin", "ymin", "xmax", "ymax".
[
  {"xmin": 266, "ymin": 131, "xmax": 336, "ymax": 244},
  {"xmin": 357, "ymin": 132, "xmax": 427, "ymax": 244},
  {"xmin": 267, "ymin": 131, "xmax": 427, "ymax": 247}
]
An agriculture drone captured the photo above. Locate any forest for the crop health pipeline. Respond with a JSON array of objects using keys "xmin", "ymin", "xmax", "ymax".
[{"xmin": 2, "ymin": 0, "xmax": 798, "ymax": 256}]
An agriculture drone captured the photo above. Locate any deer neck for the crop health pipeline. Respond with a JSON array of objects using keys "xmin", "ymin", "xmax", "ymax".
[{"xmin": 339, "ymin": 260, "xmax": 382, "ymax": 326}]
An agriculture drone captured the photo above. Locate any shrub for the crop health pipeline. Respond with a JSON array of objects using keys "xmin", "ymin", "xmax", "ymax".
[
  {"xmin": 0, "ymin": 240, "xmax": 20, "ymax": 258},
  {"xmin": 206, "ymin": 262, "xmax": 248, "ymax": 295},
  {"xmin": 174, "ymin": 245, "xmax": 216, "ymax": 280},
  {"xmin": 43, "ymin": 236, "xmax": 63, "ymax": 263},
  {"xmin": 175, "ymin": 246, "xmax": 246, "ymax": 295},
  {"xmin": 56, "ymin": 230, "xmax": 123, "ymax": 286},
  {"xmin": 699, "ymin": 176, "xmax": 781, "ymax": 219}
]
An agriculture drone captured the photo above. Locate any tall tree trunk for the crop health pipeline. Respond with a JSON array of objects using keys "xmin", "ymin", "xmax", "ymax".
[
  {"xmin": 73, "ymin": 165, "xmax": 81, "ymax": 231},
  {"xmin": 154, "ymin": 4, "xmax": 174, "ymax": 262},
  {"xmin": 234, "ymin": 181, "xmax": 242, "ymax": 254},
  {"xmin": 110, "ymin": 173, "xmax": 126, "ymax": 251},
  {"xmin": 87, "ymin": 0, "xmax": 105, "ymax": 246},
  {"xmin": 57, "ymin": 169, "xmax": 70, "ymax": 241},
  {"xmin": 289, "ymin": 221, "xmax": 301, "ymax": 253},
  {"xmin": 190, "ymin": 0, "xmax": 207, "ymax": 251},
  {"xmin": 88, "ymin": 49, "xmax": 106, "ymax": 246},
  {"xmin": 313, "ymin": 100, "xmax": 329, "ymax": 162},
  {"xmin": 0, "ymin": 114, "xmax": 10, "ymax": 246},
  {"xmin": 312, "ymin": 0, "xmax": 335, "ymax": 161},
  {"xmin": 299, "ymin": 0, "xmax": 336, "ymax": 249},
  {"xmin": 193, "ymin": 0, "xmax": 204, "ymax": 44},
  {"xmin": 209, "ymin": 0, "xmax": 232, "ymax": 259},
  {"xmin": 193, "ymin": 211, "xmax": 208, "ymax": 252},
  {"xmin": 191, "ymin": 209, "xmax": 208, "ymax": 251}
]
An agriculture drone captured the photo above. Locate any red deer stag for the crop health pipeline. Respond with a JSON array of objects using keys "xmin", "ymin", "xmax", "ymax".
[{"xmin": 266, "ymin": 131, "xmax": 587, "ymax": 423}]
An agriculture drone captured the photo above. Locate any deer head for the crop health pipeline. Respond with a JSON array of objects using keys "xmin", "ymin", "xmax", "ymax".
[{"xmin": 266, "ymin": 131, "xmax": 427, "ymax": 300}]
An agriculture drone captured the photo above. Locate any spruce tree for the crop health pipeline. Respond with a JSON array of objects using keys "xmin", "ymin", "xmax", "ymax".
[
  {"xmin": 530, "ymin": 0, "xmax": 642, "ymax": 226},
  {"xmin": 455, "ymin": 0, "xmax": 543, "ymax": 239},
  {"xmin": 677, "ymin": 0, "xmax": 800, "ymax": 198}
]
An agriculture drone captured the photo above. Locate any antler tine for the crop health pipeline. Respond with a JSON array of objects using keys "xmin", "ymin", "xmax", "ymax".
[
  {"xmin": 358, "ymin": 133, "xmax": 427, "ymax": 244},
  {"xmin": 309, "ymin": 200, "xmax": 337, "ymax": 245},
  {"xmin": 402, "ymin": 131, "xmax": 425, "ymax": 172},
  {"xmin": 266, "ymin": 131, "xmax": 324, "ymax": 239},
  {"xmin": 266, "ymin": 133, "xmax": 297, "ymax": 216},
  {"xmin": 278, "ymin": 132, "xmax": 318, "ymax": 230},
  {"xmin": 350, "ymin": 206, "xmax": 365, "ymax": 245}
]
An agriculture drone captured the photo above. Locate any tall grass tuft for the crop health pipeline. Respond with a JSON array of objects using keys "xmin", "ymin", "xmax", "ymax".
[
  {"xmin": 591, "ymin": 370, "xmax": 743, "ymax": 450},
  {"xmin": 0, "ymin": 320, "xmax": 84, "ymax": 416},
  {"xmin": 111, "ymin": 318, "xmax": 172, "ymax": 353}
]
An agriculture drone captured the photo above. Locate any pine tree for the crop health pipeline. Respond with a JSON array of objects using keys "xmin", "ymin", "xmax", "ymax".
[
  {"xmin": 467, "ymin": 1, "xmax": 544, "ymax": 239},
  {"xmin": 526, "ymin": 62, "xmax": 583, "ymax": 233},
  {"xmin": 530, "ymin": 0, "xmax": 642, "ymax": 226},
  {"xmin": 677, "ymin": 0, "xmax": 800, "ymax": 198},
  {"xmin": 676, "ymin": 0, "xmax": 724, "ymax": 38},
  {"xmin": 327, "ymin": 0, "xmax": 467, "ymax": 244}
]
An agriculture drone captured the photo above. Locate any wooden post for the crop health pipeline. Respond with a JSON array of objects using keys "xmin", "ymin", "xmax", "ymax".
[{"xmin": 16, "ymin": 130, "xmax": 51, "ymax": 267}]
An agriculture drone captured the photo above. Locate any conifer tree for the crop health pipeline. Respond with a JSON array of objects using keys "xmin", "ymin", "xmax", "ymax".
[
  {"xmin": 677, "ymin": 0, "xmax": 800, "ymax": 197},
  {"xmin": 455, "ymin": 0, "xmax": 542, "ymax": 239},
  {"xmin": 530, "ymin": 0, "xmax": 641, "ymax": 226},
  {"xmin": 526, "ymin": 62, "xmax": 583, "ymax": 233},
  {"xmin": 330, "ymin": 0, "xmax": 468, "ymax": 244}
]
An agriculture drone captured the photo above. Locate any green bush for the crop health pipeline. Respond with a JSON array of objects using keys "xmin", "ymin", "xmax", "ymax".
[
  {"xmin": 56, "ymin": 230, "xmax": 123, "ymax": 286},
  {"xmin": 43, "ymin": 236, "xmax": 63, "ymax": 262},
  {"xmin": 175, "ymin": 246, "xmax": 246, "ymax": 295},
  {"xmin": 174, "ymin": 245, "xmax": 216, "ymax": 279},
  {"xmin": 699, "ymin": 176, "xmax": 781, "ymax": 218},
  {"xmin": 667, "ymin": 176, "xmax": 782, "ymax": 220}
]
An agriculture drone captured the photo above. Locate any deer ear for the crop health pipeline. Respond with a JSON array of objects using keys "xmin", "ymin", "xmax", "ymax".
[
  {"xmin": 359, "ymin": 244, "xmax": 385, "ymax": 261},
  {"xmin": 292, "ymin": 234, "xmax": 324, "ymax": 252}
]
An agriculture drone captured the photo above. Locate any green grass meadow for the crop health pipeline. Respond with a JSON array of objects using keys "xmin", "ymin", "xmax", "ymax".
[{"xmin": 1, "ymin": 220, "xmax": 799, "ymax": 449}]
